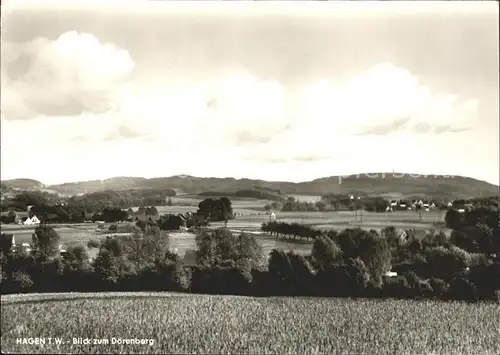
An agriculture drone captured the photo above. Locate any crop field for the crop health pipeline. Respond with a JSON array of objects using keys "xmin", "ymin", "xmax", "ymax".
[{"xmin": 2, "ymin": 293, "xmax": 499, "ymax": 354}]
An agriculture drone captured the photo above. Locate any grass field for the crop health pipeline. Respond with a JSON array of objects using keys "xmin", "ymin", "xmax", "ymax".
[
  {"xmin": 168, "ymin": 231, "xmax": 312, "ymax": 258},
  {"xmin": 2, "ymin": 293, "xmax": 499, "ymax": 354},
  {"xmin": 2, "ymin": 197, "xmax": 449, "ymax": 259}
]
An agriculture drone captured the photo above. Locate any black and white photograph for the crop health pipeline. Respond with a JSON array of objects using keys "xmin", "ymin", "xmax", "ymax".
[{"xmin": 1, "ymin": 0, "xmax": 499, "ymax": 354}]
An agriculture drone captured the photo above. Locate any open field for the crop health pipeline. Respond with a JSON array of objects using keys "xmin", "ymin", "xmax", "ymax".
[
  {"xmin": 2, "ymin": 293, "xmax": 499, "ymax": 354},
  {"xmin": 170, "ymin": 195, "xmax": 274, "ymax": 211},
  {"xmin": 1, "ymin": 223, "xmax": 118, "ymax": 260},
  {"xmin": 168, "ymin": 231, "xmax": 312, "ymax": 258},
  {"xmin": 2, "ymin": 205, "xmax": 449, "ymax": 259}
]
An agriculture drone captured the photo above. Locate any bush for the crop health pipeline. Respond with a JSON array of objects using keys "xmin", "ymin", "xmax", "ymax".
[
  {"xmin": 315, "ymin": 258, "xmax": 370, "ymax": 297},
  {"xmin": 267, "ymin": 249, "xmax": 315, "ymax": 296},
  {"xmin": 402, "ymin": 271, "xmax": 433, "ymax": 299},
  {"xmin": 11, "ymin": 271, "xmax": 34, "ymax": 292},
  {"xmin": 448, "ymin": 275, "xmax": 478, "ymax": 302},
  {"xmin": 428, "ymin": 277, "xmax": 449, "ymax": 299},
  {"xmin": 383, "ymin": 275, "xmax": 411, "ymax": 298},
  {"xmin": 466, "ymin": 261, "xmax": 500, "ymax": 301},
  {"xmin": 87, "ymin": 239, "xmax": 100, "ymax": 249}
]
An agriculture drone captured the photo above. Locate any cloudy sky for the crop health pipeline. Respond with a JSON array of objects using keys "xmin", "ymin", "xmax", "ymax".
[{"xmin": 1, "ymin": 0, "xmax": 498, "ymax": 185}]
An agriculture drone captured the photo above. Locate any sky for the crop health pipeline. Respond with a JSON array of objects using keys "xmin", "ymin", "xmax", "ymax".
[{"xmin": 1, "ymin": 0, "xmax": 499, "ymax": 186}]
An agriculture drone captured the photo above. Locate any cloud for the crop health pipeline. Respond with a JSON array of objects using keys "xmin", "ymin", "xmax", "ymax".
[
  {"xmin": 1, "ymin": 60, "xmax": 483, "ymax": 183},
  {"xmin": 325, "ymin": 63, "xmax": 478, "ymax": 137},
  {"xmin": 196, "ymin": 73, "xmax": 289, "ymax": 148},
  {"xmin": 1, "ymin": 31, "xmax": 135, "ymax": 120}
]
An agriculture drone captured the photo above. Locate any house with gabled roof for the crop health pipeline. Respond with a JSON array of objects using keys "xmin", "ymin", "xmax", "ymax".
[{"xmin": 24, "ymin": 215, "xmax": 41, "ymax": 225}]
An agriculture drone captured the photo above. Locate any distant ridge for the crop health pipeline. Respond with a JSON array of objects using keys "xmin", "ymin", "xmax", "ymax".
[{"xmin": 2, "ymin": 173, "xmax": 498, "ymax": 201}]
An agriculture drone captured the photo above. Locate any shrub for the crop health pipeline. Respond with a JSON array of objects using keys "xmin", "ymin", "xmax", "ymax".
[
  {"xmin": 448, "ymin": 275, "xmax": 478, "ymax": 302},
  {"xmin": 316, "ymin": 258, "xmax": 370, "ymax": 297},
  {"xmin": 87, "ymin": 239, "xmax": 100, "ymax": 249},
  {"xmin": 11, "ymin": 270, "xmax": 33, "ymax": 292},
  {"xmin": 267, "ymin": 249, "xmax": 315, "ymax": 296},
  {"xmin": 383, "ymin": 275, "xmax": 411, "ymax": 298},
  {"xmin": 467, "ymin": 261, "xmax": 500, "ymax": 301},
  {"xmin": 428, "ymin": 277, "xmax": 449, "ymax": 299}
]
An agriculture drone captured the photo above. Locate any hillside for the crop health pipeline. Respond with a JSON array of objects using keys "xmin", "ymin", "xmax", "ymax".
[
  {"xmin": 2, "ymin": 178, "xmax": 44, "ymax": 190},
  {"xmin": 41, "ymin": 173, "xmax": 499, "ymax": 201},
  {"xmin": 3, "ymin": 173, "xmax": 497, "ymax": 201}
]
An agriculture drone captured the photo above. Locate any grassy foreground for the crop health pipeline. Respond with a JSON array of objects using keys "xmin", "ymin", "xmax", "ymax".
[{"xmin": 2, "ymin": 293, "xmax": 499, "ymax": 354}]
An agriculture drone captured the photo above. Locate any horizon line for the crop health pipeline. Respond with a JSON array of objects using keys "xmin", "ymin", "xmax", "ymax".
[{"xmin": 2, "ymin": 171, "xmax": 499, "ymax": 188}]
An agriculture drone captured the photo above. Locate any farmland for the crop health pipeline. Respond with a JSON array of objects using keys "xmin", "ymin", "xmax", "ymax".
[
  {"xmin": 2, "ymin": 293, "xmax": 499, "ymax": 354},
  {"xmin": 2, "ymin": 195, "xmax": 449, "ymax": 259}
]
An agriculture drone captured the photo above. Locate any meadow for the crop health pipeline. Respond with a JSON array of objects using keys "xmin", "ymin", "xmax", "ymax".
[
  {"xmin": 2, "ymin": 293, "xmax": 499, "ymax": 354},
  {"xmin": 2, "ymin": 195, "xmax": 449, "ymax": 260}
]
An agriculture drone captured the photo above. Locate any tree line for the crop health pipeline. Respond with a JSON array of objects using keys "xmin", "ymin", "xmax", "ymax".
[
  {"xmin": 0, "ymin": 190, "xmax": 231, "ymax": 226},
  {"xmin": 1, "ymin": 218, "xmax": 498, "ymax": 302},
  {"xmin": 266, "ymin": 195, "xmax": 456, "ymax": 213}
]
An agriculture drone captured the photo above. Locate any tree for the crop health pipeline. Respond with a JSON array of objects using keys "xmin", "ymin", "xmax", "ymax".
[
  {"xmin": 357, "ymin": 231, "xmax": 391, "ymax": 286},
  {"xmin": 220, "ymin": 197, "xmax": 233, "ymax": 225},
  {"xmin": 157, "ymin": 214, "xmax": 184, "ymax": 231},
  {"xmin": 445, "ymin": 209, "xmax": 463, "ymax": 230},
  {"xmin": 381, "ymin": 226, "xmax": 399, "ymax": 247},
  {"xmin": 31, "ymin": 225, "xmax": 60, "ymax": 257},
  {"xmin": 425, "ymin": 246, "xmax": 470, "ymax": 281},
  {"xmin": 0, "ymin": 233, "xmax": 14, "ymax": 256},
  {"xmin": 237, "ymin": 233, "xmax": 265, "ymax": 269},
  {"xmin": 337, "ymin": 229, "xmax": 391, "ymax": 286},
  {"xmin": 267, "ymin": 249, "xmax": 315, "ymax": 296},
  {"xmin": 62, "ymin": 245, "xmax": 91, "ymax": 273},
  {"xmin": 311, "ymin": 236, "xmax": 343, "ymax": 271},
  {"xmin": 121, "ymin": 227, "xmax": 169, "ymax": 268}
]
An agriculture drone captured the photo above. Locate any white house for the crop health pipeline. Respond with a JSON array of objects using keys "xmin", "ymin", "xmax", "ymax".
[
  {"xmin": 24, "ymin": 215, "xmax": 40, "ymax": 225},
  {"xmin": 269, "ymin": 211, "xmax": 276, "ymax": 222}
]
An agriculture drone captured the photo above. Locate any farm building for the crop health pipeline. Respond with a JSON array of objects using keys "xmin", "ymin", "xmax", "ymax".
[
  {"xmin": 384, "ymin": 271, "xmax": 398, "ymax": 278},
  {"xmin": 24, "ymin": 215, "xmax": 41, "ymax": 225},
  {"xmin": 269, "ymin": 211, "xmax": 276, "ymax": 222}
]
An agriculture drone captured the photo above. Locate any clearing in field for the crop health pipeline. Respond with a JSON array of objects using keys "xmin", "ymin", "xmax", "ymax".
[{"xmin": 1, "ymin": 293, "xmax": 498, "ymax": 354}]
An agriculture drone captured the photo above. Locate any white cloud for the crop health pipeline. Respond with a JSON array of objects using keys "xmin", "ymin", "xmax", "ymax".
[
  {"xmin": 295, "ymin": 63, "xmax": 477, "ymax": 138},
  {"xmin": 1, "ymin": 31, "xmax": 135, "ymax": 120},
  {"xmin": 1, "ymin": 59, "xmax": 489, "ymax": 184}
]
